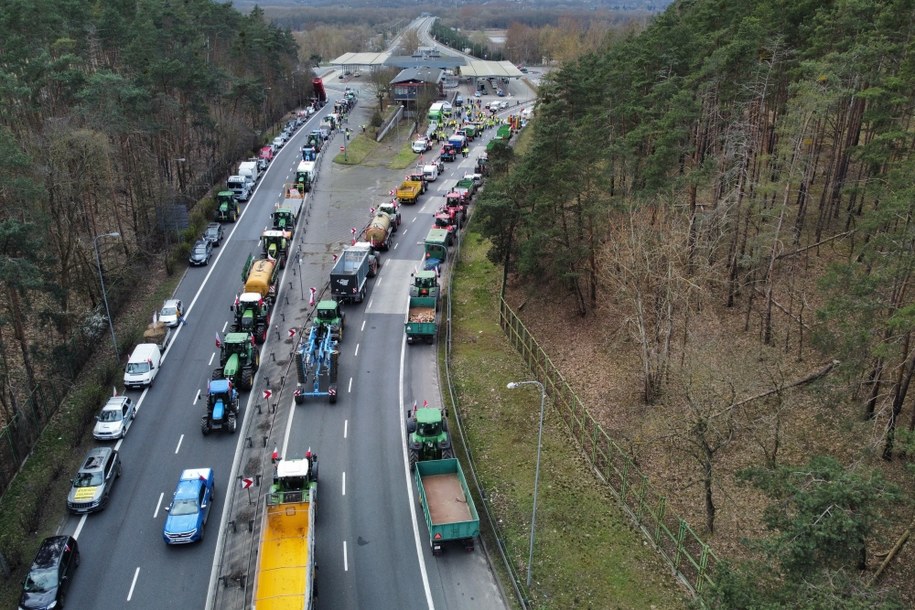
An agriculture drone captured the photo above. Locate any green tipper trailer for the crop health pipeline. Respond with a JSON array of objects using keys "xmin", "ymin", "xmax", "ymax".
[
  {"xmin": 405, "ymin": 295, "xmax": 438, "ymax": 344},
  {"xmin": 414, "ymin": 458, "xmax": 480, "ymax": 555}
]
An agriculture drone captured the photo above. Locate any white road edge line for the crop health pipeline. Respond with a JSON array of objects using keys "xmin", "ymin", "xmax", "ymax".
[
  {"xmin": 126, "ymin": 567, "xmax": 140, "ymax": 601},
  {"xmin": 154, "ymin": 492, "xmax": 164, "ymax": 518},
  {"xmin": 72, "ymin": 514, "xmax": 87, "ymax": 540},
  {"xmin": 400, "ymin": 334, "xmax": 435, "ymax": 609}
]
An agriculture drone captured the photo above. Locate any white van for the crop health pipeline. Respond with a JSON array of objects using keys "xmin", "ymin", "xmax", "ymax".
[
  {"xmin": 422, "ymin": 164, "xmax": 439, "ymax": 182},
  {"xmin": 123, "ymin": 344, "xmax": 162, "ymax": 389}
]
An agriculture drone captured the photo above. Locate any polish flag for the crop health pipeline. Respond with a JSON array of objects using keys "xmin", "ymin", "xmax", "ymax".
[
  {"xmin": 423, "ymin": 400, "xmax": 429, "ymax": 408},
  {"xmin": 215, "ymin": 333, "xmax": 221, "ymax": 348},
  {"xmin": 234, "ymin": 294, "xmax": 240, "ymax": 307},
  {"xmin": 309, "ymin": 287, "xmax": 317, "ymax": 307},
  {"xmin": 271, "ymin": 447, "xmax": 279, "ymax": 462}
]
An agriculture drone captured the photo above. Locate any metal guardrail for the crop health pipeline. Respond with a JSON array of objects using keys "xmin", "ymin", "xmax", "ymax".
[{"xmin": 497, "ymin": 295, "xmax": 718, "ymax": 598}]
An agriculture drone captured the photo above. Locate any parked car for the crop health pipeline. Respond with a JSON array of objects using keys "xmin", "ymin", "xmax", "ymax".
[
  {"xmin": 188, "ymin": 240, "xmax": 213, "ymax": 266},
  {"xmin": 203, "ymin": 222, "xmax": 224, "ymax": 247},
  {"xmin": 272, "ymin": 136, "xmax": 285, "ymax": 149},
  {"xmin": 93, "ymin": 395, "xmax": 136, "ymax": 441},
  {"xmin": 412, "ymin": 138, "xmax": 430, "ymax": 154},
  {"xmin": 19, "ymin": 536, "xmax": 79, "ymax": 610},
  {"xmin": 158, "ymin": 298, "xmax": 183, "ymax": 327},
  {"xmin": 67, "ymin": 447, "xmax": 121, "ymax": 513},
  {"xmin": 163, "ymin": 468, "xmax": 215, "ymax": 544}
]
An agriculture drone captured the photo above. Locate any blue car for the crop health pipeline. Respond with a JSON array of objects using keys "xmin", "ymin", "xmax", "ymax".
[{"xmin": 163, "ymin": 468, "xmax": 215, "ymax": 544}]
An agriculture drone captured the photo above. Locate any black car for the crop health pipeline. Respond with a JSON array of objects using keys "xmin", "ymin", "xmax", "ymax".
[
  {"xmin": 20, "ymin": 535, "xmax": 79, "ymax": 610},
  {"xmin": 188, "ymin": 240, "xmax": 213, "ymax": 266},
  {"xmin": 203, "ymin": 222, "xmax": 224, "ymax": 247}
]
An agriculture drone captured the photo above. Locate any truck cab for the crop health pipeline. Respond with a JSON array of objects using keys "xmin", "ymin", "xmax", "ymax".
[
  {"xmin": 424, "ymin": 229, "xmax": 449, "ymax": 269},
  {"xmin": 227, "ymin": 175, "xmax": 252, "ymax": 202}
]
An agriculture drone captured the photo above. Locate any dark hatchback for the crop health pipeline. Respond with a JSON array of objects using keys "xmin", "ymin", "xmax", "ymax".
[
  {"xmin": 188, "ymin": 239, "xmax": 213, "ymax": 266},
  {"xmin": 19, "ymin": 535, "xmax": 79, "ymax": 610}
]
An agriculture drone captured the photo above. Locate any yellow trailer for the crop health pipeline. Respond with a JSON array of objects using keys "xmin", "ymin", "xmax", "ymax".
[{"xmin": 252, "ymin": 455, "xmax": 317, "ymax": 610}]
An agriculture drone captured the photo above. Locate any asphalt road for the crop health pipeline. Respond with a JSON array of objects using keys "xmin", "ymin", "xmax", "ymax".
[{"xmin": 61, "ymin": 17, "xmax": 522, "ymax": 610}]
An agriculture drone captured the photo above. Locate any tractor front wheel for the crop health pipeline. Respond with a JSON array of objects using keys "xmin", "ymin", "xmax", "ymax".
[
  {"xmin": 211, "ymin": 368, "xmax": 222, "ymax": 380},
  {"xmin": 201, "ymin": 418, "xmax": 210, "ymax": 435},
  {"xmin": 241, "ymin": 368, "xmax": 253, "ymax": 391}
]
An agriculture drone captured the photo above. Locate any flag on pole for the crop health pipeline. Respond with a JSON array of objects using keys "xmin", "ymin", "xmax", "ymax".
[
  {"xmin": 271, "ymin": 446, "xmax": 279, "ymax": 462},
  {"xmin": 215, "ymin": 333, "xmax": 221, "ymax": 348},
  {"xmin": 263, "ymin": 389, "xmax": 272, "ymax": 400},
  {"xmin": 309, "ymin": 287, "xmax": 317, "ymax": 306},
  {"xmin": 234, "ymin": 294, "xmax": 240, "ymax": 307},
  {"xmin": 423, "ymin": 400, "xmax": 429, "ymax": 407}
]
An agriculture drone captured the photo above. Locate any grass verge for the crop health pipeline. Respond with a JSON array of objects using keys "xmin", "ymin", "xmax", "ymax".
[
  {"xmin": 448, "ymin": 230, "xmax": 686, "ymax": 610},
  {"xmin": 333, "ymin": 134, "xmax": 377, "ymax": 165}
]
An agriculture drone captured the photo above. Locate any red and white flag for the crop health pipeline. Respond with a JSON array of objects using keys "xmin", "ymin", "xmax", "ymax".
[
  {"xmin": 215, "ymin": 332, "xmax": 221, "ymax": 348},
  {"xmin": 288, "ymin": 328, "xmax": 297, "ymax": 338},
  {"xmin": 351, "ymin": 227, "xmax": 357, "ymax": 245},
  {"xmin": 234, "ymin": 294, "xmax": 240, "ymax": 307},
  {"xmin": 423, "ymin": 400, "xmax": 429, "ymax": 408},
  {"xmin": 263, "ymin": 389, "xmax": 273, "ymax": 400},
  {"xmin": 309, "ymin": 287, "xmax": 317, "ymax": 306},
  {"xmin": 271, "ymin": 446, "xmax": 279, "ymax": 461},
  {"xmin": 199, "ymin": 473, "xmax": 208, "ymax": 482}
]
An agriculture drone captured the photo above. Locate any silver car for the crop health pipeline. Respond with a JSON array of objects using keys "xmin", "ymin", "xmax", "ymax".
[
  {"xmin": 92, "ymin": 396, "xmax": 136, "ymax": 440},
  {"xmin": 67, "ymin": 447, "xmax": 121, "ymax": 513},
  {"xmin": 159, "ymin": 299, "xmax": 183, "ymax": 327}
]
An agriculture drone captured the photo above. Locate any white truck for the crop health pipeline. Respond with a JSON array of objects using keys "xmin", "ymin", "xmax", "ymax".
[{"xmin": 238, "ymin": 160, "xmax": 260, "ymax": 186}]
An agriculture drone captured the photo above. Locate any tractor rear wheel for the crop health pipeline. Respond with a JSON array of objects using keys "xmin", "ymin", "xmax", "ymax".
[
  {"xmin": 408, "ymin": 448, "xmax": 418, "ymax": 472},
  {"xmin": 228, "ymin": 414, "xmax": 237, "ymax": 433},
  {"xmin": 442, "ymin": 447, "xmax": 454, "ymax": 460}
]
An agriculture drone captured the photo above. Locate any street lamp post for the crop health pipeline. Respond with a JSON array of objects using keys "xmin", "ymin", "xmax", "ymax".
[
  {"xmin": 506, "ymin": 379, "xmax": 546, "ymax": 588},
  {"xmin": 93, "ymin": 232, "xmax": 121, "ymax": 364}
]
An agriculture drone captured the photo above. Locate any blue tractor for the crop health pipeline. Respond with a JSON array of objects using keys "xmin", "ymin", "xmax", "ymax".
[{"xmin": 201, "ymin": 379, "xmax": 239, "ymax": 435}]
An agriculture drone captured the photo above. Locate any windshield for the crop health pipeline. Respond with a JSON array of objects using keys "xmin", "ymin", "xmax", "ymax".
[
  {"xmin": 74, "ymin": 471, "xmax": 103, "ymax": 487},
  {"xmin": 170, "ymin": 498, "xmax": 199, "ymax": 516},
  {"xmin": 24, "ymin": 567, "xmax": 57, "ymax": 592},
  {"xmin": 160, "ymin": 306, "xmax": 177, "ymax": 316},
  {"xmin": 126, "ymin": 362, "xmax": 150, "ymax": 374},
  {"xmin": 193, "ymin": 246, "xmax": 207, "ymax": 255},
  {"xmin": 98, "ymin": 409, "xmax": 122, "ymax": 423}
]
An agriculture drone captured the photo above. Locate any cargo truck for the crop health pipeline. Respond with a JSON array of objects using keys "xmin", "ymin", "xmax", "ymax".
[
  {"xmin": 405, "ymin": 294, "xmax": 438, "ymax": 344},
  {"xmin": 252, "ymin": 453, "xmax": 318, "ymax": 610},
  {"xmin": 312, "ymin": 77, "xmax": 327, "ymax": 107},
  {"xmin": 330, "ymin": 242, "xmax": 377, "ymax": 304},
  {"xmin": 227, "ymin": 175, "xmax": 252, "ymax": 202},
  {"xmin": 396, "ymin": 180, "xmax": 422, "ymax": 205},
  {"xmin": 415, "ymin": 459, "xmax": 480, "ymax": 555},
  {"xmin": 423, "ymin": 228, "xmax": 449, "ymax": 270},
  {"xmin": 238, "ymin": 160, "xmax": 260, "ymax": 186}
]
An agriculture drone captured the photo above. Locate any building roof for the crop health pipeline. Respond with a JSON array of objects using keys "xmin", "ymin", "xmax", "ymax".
[
  {"xmin": 384, "ymin": 55, "xmax": 466, "ymax": 70},
  {"xmin": 459, "ymin": 59, "xmax": 525, "ymax": 79},
  {"xmin": 391, "ymin": 67, "xmax": 443, "ymax": 85},
  {"xmin": 330, "ymin": 51, "xmax": 392, "ymax": 66}
]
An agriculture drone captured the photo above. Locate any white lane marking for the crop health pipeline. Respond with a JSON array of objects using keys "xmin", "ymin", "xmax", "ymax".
[
  {"xmin": 367, "ymin": 297, "xmax": 374, "ymax": 308},
  {"xmin": 354, "ymin": 343, "xmax": 360, "ymax": 357},
  {"xmin": 348, "ymin": 377, "xmax": 353, "ymax": 393},
  {"xmin": 222, "ymin": 320, "xmax": 228, "ymax": 332},
  {"xmin": 343, "ymin": 540, "xmax": 349, "ymax": 572},
  {"xmin": 400, "ymin": 334, "xmax": 435, "ymax": 608},
  {"xmin": 394, "ymin": 242, "xmax": 399, "ymax": 250},
  {"xmin": 114, "ymin": 438, "xmax": 123, "ymax": 451},
  {"xmin": 72, "ymin": 514, "xmax": 87, "ymax": 540},
  {"xmin": 360, "ymin": 320, "xmax": 366, "ymax": 332},
  {"xmin": 154, "ymin": 492, "xmax": 164, "ymax": 518},
  {"xmin": 126, "ymin": 567, "xmax": 140, "ymax": 601},
  {"xmin": 376, "ymin": 275, "xmax": 383, "ymax": 287},
  {"xmin": 208, "ymin": 352, "xmax": 215, "ymax": 366},
  {"xmin": 174, "ymin": 434, "xmax": 184, "ymax": 454},
  {"xmin": 281, "ymin": 396, "xmax": 296, "ymax": 458},
  {"xmin": 193, "ymin": 389, "xmax": 201, "ymax": 405},
  {"xmin": 412, "ymin": 216, "xmax": 417, "ymax": 223},
  {"xmin": 342, "ymin": 471, "xmax": 346, "ymax": 496},
  {"xmin": 344, "ymin": 419, "xmax": 348, "ymax": 439}
]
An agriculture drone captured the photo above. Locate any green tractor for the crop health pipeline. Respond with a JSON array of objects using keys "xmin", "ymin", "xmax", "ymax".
[
  {"xmin": 409, "ymin": 270, "xmax": 440, "ymax": 299},
  {"xmin": 406, "ymin": 403, "xmax": 453, "ymax": 471},
  {"xmin": 231, "ymin": 293, "xmax": 270, "ymax": 344},
  {"xmin": 214, "ymin": 191, "xmax": 240, "ymax": 222},
  {"xmin": 315, "ymin": 300, "xmax": 345, "ymax": 342},
  {"xmin": 212, "ymin": 332, "xmax": 260, "ymax": 390}
]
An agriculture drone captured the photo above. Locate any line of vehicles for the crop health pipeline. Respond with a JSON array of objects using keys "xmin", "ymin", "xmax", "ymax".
[{"xmin": 22, "ymin": 72, "xmax": 520, "ymax": 609}]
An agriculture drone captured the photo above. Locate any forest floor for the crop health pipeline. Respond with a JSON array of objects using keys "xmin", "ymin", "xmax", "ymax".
[{"xmin": 503, "ymin": 269, "xmax": 915, "ymax": 604}]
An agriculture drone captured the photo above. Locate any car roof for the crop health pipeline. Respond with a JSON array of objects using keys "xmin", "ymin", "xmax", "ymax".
[
  {"xmin": 80, "ymin": 447, "xmax": 114, "ymax": 472},
  {"xmin": 103, "ymin": 396, "xmax": 130, "ymax": 410},
  {"xmin": 32, "ymin": 536, "xmax": 75, "ymax": 568},
  {"xmin": 194, "ymin": 240, "xmax": 208, "ymax": 247}
]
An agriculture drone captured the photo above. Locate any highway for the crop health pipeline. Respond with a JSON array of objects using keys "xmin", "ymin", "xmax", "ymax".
[{"xmin": 60, "ymin": 16, "xmax": 518, "ymax": 610}]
